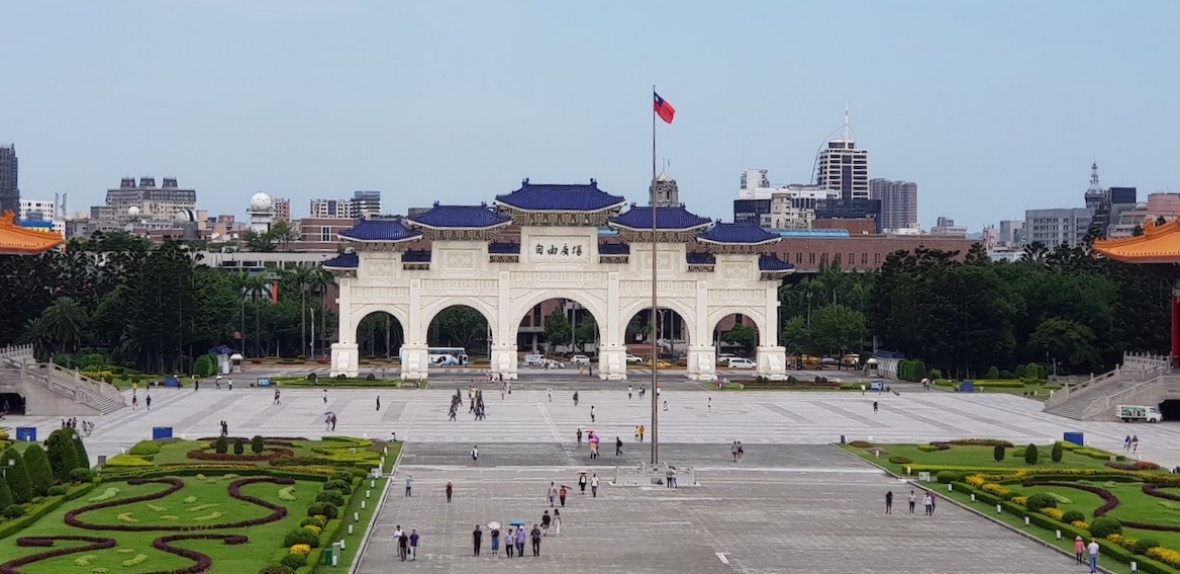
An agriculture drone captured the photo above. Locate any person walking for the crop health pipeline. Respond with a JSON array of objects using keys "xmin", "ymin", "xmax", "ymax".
[
  {"xmin": 590, "ymin": 405, "xmax": 596, "ymax": 423},
  {"xmin": 131, "ymin": 395, "xmax": 138, "ymax": 410},
  {"xmin": 472, "ymin": 524, "xmax": 483, "ymax": 556},
  {"xmin": 708, "ymin": 396, "xmax": 712, "ymax": 412},
  {"xmin": 548, "ymin": 387, "xmax": 552, "ymax": 402},
  {"xmin": 1074, "ymin": 535, "xmax": 1085, "ymax": 565},
  {"xmin": 227, "ymin": 378, "xmax": 233, "ymax": 390},
  {"xmin": 872, "ymin": 400, "xmax": 878, "ymax": 414},
  {"xmin": 578, "ymin": 473, "xmax": 588, "ymax": 494},
  {"xmin": 409, "ymin": 529, "xmax": 419, "ymax": 561},
  {"xmin": 273, "ymin": 388, "xmax": 281, "ymax": 405},
  {"xmin": 732, "ymin": 441, "xmax": 739, "ymax": 462},
  {"xmin": 530, "ymin": 524, "xmax": 542, "ymax": 556},
  {"xmin": 1124, "ymin": 435, "xmax": 1132, "ymax": 452},
  {"xmin": 397, "ymin": 529, "xmax": 409, "ymax": 561},
  {"xmin": 558, "ymin": 485, "xmax": 567, "ymax": 507},
  {"xmin": 628, "ymin": 385, "xmax": 633, "ymax": 399},
  {"xmin": 404, "ymin": 475, "xmax": 413, "ymax": 497},
  {"xmin": 553, "ymin": 508, "xmax": 562, "ymax": 537},
  {"xmin": 885, "ymin": 490, "xmax": 893, "ymax": 514},
  {"xmin": 505, "ymin": 528, "xmax": 515, "ymax": 558},
  {"xmin": 923, "ymin": 492, "xmax": 933, "ymax": 516},
  {"xmin": 639, "ymin": 425, "xmax": 645, "ymax": 443},
  {"xmin": 322, "ymin": 389, "xmax": 328, "ymax": 404},
  {"xmin": 541, "ymin": 510, "xmax": 551, "ymax": 536},
  {"xmin": 591, "ymin": 473, "xmax": 599, "ymax": 498},
  {"xmin": 547, "ymin": 482, "xmax": 557, "ymax": 507},
  {"xmin": 573, "ymin": 391, "xmax": 579, "ymax": 406},
  {"xmin": 445, "ymin": 481, "xmax": 453, "ymax": 503},
  {"xmin": 515, "ymin": 526, "xmax": 526, "ymax": 558},
  {"xmin": 1088, "ymin": 538, "xmax": 1100, "ymax": 573},
  {"xmin": 471, "ymin": 445, "xmax": 479, "ymax": 466},
  {"xmin": 577, "ymin": 428, "xmax": 583, "ymax": 446},
  {"xmin": 616, "ymin": 436, "xmax": 623, "ymax": 456},
  {"xmin": 490, "ymin": 527, "xmax": 500, "ymax": 556},
  {"xmin": 145, "ymin": 394, "xmax": 152, "ymax": 410},
  {"xmin": 908, "ymin": 490, "xmax": 916, "ymax": 514},
  {"xmin": 1133, "ymin": 435, "xmax": 1140, "ymax": 453}
]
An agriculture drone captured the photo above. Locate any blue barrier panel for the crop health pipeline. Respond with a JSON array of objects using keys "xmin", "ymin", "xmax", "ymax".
[
  {"xmin": 15, "ymin": 427, "xmax": 36, "ymax": 442},
  {"xmin": 152, "ymin": 427, "xmax": 173, "ymax": 440},
  {"xmin": 959, "ymin": 381, "xmax": 975, "ymax": 393},
  {"xmin": 257, "ymin": 377, "xmax": 271, "ymax": 387},
  {"xmin": 1063, "ymin": 432, "xmax": 1084, "ymax": 446}
]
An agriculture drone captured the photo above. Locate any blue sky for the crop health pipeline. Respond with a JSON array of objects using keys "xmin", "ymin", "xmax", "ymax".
[{"xmin": 2, "ymin": 1, "xmax": 1177, "ymax": 230}]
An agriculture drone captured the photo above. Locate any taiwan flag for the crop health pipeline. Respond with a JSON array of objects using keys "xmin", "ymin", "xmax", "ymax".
[{"xmin": 653, "ymin": 92, "xmax": 675, "ymax": 124}]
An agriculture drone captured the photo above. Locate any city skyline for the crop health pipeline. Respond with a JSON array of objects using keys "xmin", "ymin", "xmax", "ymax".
[{"xmin": 1, "ymin": 1, "xmax": 1178, "ymax": 230}]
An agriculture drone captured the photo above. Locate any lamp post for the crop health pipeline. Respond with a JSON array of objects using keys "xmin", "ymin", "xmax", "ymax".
[
  {"xmin": 806, "ymin": 291, "xmax": 813, "ymax": 329},
  {"xmin": 309, "ymin": 308, "xmax": 316, "ymax": 360}
]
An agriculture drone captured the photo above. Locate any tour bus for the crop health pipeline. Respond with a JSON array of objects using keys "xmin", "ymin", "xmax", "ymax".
[{"xmin": 427, "ymin": 347, "xmax": 469, "ymax": 367}]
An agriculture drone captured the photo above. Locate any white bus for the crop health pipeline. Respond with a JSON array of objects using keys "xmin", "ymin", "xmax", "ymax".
[{"xmin": 427, "ymin": 347, "xmax": 469, "ymax": 367}]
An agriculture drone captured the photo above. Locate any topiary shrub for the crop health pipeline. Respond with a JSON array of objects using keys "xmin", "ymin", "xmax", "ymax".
[
  {"xmin": 1025, "ymin": 493, "xmax": 1057, "ymax": 512},
  {"xmin": 994, "ymin": 444, "xmax": 1005, "ymax": 462},
  {"xmin": 45, "ymin": 431, "xmax": 79, "ymax": 484},
  {"xmin": 1014, "ymin": 364, "xmax": 1027, "ymax": 379},
  {"xmin": 2, "ymin": 447, "xmax": 35, "ymax": 503},
  {"xmin": 322, "ymin": 479, "xmax": 351, "ymax": 495},
  {"xmin": 259, "ymin": 566, "xmax": 296, "ymax": 574},
  {"xmin": 128, "ymin": 441, "xmax": 161, "ymax": 456},
  {"xmin": 315, "ymin": 490, "xmax": 345, "ymax": 506},
  {"xmin": 46, "ymin": 485, "xmax": 68, "ymax": 496},
  {"xmin": 786, "ymin": 375, "xmax": 797, "ymax": 384},
  {"xmin": 936, "ymin": 471, "xmax": 962, "ymax": 484},
  {"xmin": 307, "ymin": 502, "xmax": 339, "ymax": 519},
  {"xmin": 1051, "ymin": 442, "xmax": 1063, "ymax": 463},
  {"xmin": 1134, "ymin": 538, "xmax": 1161, "ymax": 555},
  {"xmin": 1061, "ymin": 510, "xmax": 1085, "ymax": 524},
  {"xmin": 215, "ymin": 436, "xmax": 229, "ymax": 454},
  {"xmin": 299, "ymin": 517, "xmax": 322, "ymax": 528},
  {"xmin": 251, "ymin": 436, "xmax": 265, "ymax": 454},
  {"xmin": 1024, "ymin": 443, "xmax": 1039, "ymax": 465},
  {"xmin": 280, "ymin": 553, "xmax": 308, "ymax": 570},
  {"xmin": 928, "ymin": 368, "xmax": 942, "ymax": 380},
  {"xmin": 986, "ymin": 366, "xmax": 1000, "ymax": 379},
  {"xmin": 2, "ymin": 504, "xmax": 24, "ymax": 519},
  {"xmin": 233, "ymin": 439, "xmax": 245, "ymax": 455},
  {"xmin": 1089, "ymin": 517, "xmax": 1122, "ymax": 539},
  {"xmin": 282, "ymin": 528, "xmax": 320, "ymax": 548},
  {"xmin": 70, "ymin": 468, "xmax": 95, "ymax": 483},
  {"xmin": 0, "ymin": 478, "xmax": 11, "ymax": 508}
]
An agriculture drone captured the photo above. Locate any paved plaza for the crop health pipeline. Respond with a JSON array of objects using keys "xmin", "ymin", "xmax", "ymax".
[{"xmin": 7, "ymin": 384, "xmax": 1169, "ymax": 573}]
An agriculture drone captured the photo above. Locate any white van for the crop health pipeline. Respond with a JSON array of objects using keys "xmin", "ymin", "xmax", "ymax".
[{"xmin": 727, "ymin": 357, "xmax": 756, "ymax": 369}]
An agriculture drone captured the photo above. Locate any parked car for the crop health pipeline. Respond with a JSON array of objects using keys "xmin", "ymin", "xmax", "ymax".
[
  {"xmin": 727, "ymin": 357, "xmax": 756, "ymax": 369},
  {"xmin": 571, "ymin": 355, "xmax": 591, "ymax": 365},
  {"xmin": 646, "ymin": 359, "xmax": 672, "ymax": 369},
  {"xmin": 625, "ymin": 354, "xmax": 644, "ymax": 364}
]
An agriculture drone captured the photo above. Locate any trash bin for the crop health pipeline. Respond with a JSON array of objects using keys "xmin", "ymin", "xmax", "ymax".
[
  {"xmin": 840, "ymin": 435, "xmax": 846, "ymax": 444},
  {"xmin": 323, "ymin": 545, "xmax": 334, "ymax": 565}
]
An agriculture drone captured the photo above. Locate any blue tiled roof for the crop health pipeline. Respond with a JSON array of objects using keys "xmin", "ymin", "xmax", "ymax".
[
  {"xmin": 494, "ymin": 179, "xmax": 626, "ymax": 212},
  {"xmin": 609, "ymin": 205, "xmax": 713, "ymax": 231},
  {"xmin": 407, "ymin": 203, "xmax": 511, "ymax": 229},
  {"xmin": 758, "ymin": 254, "xmax": 794, "ymax": 272},
  {"xmin": 339, "ymin": 219, "xmax": 421, "ymax": 243},
  {"xmin": 686, "ymin": 252, "xmax": 716, "ymax": 265},
  {"xmin": 322, "ymin": 252, "xmax": 359, "ymax": 269},
  {"xmin": 488, "ymin": 242, "xmax": 521, "ymax": 254},
  {"xmin": 696, "ymin": 223, "xmax": 781, "ymax": 245},
  {"xmin": 403, "ymin": 250, "xmax": 431, "ymax": 263},
  {"xmin": 598, "ymin": 242, "xmax": 630, "ymax": 255}
]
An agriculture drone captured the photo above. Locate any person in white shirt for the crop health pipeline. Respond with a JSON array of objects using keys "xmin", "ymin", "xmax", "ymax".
[{"xmin": 1088, "ymin": 539, "xmax": 1100, "ymax": 573}]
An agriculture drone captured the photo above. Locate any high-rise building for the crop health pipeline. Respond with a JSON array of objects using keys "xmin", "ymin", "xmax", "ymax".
[
  {"xmin": 931, "ymin": 216, "xmax": 968, "ymax": 237},
  {"xmin": 0, "ymin": 145, "xmax": 17, "ymax": 217},
  {"xmin": 649, "ymin": 171, "xmax": 679, "ymax": 207},
  {"xmin": 1083, "ymin": 162, "xmax": 1112, "ymax": 237},
  {"xmin": 1025, "ymin": 207, "xmax": 1094, "ymax": 248},
  {"xmin": 272, "ymin": 197, "xmax": 290, "ymax": 222},
  {"xmin": 19, "ymin": 199, "xmax": 54, "ymax": 221},
  {"xmin": 310, "ymin": 198, "xmax": 351, "ymax": 219},
  {"xmin": 815, "ymin": 111, "xmax": 869, "ymax": 202},
  {"xmin": 998, "ymin": 220, "xmax": 1025, "ymax": 245},
  {"xmin": 99, "ymin": 177, "xmax": 197, "ymax": 222},
  {"xmin": 350, "ymin": 190, "xmax": 382, "ymax": 219},
  {"xmin": 871, "ymin": 179, "xmax": 918, "ymax": 232}
]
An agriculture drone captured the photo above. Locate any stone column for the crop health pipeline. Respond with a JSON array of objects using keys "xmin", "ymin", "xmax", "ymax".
[
  {"xmin": 400, "ymin": 278, "xmax": 429, "ymax": 381},
  {"xmin": 687, "ymin": 281, "xmax": 716, "ymax": 381},
  {"xmin": 330, "ymin": 274, "xmax": 359, "ymax": 377},
  {"xmin": 490, "ymin": 271, "xmax": 519, "ymax": 380},
  {"xmin": 598, "ymin": 272, "xmax": 627, "ymax": 380},
  {"xmin": 756, "ymin": 282, "xmax": 787, "ymax": 380}
]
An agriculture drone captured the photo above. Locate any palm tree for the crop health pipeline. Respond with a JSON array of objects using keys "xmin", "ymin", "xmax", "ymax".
[
  {"xmin": 308, "ymin": 267, "xmax": 333, "ymax": 353},
  {"xmin": 17, "ymin": 317, "xmax": 53, "ymax": 361},
  {"xmin": 244, "ymin": 275, "xmax": 269, "ymax": 357},
  {"xmin": 291, "ymin": 265, "xmax": 314, "ymax": 358},
  {"xmin": 41, "ymin": 297, "xmax": 88, "ymax": 355}
]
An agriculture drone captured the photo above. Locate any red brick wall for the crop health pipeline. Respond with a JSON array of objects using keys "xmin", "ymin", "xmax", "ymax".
[{"xmin": 769, "ymin": 235, "xmax": 977, "ymax": 272}]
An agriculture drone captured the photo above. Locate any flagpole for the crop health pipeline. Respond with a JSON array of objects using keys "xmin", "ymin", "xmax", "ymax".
[{"xmin": 650, "ymin": 84, "xmax": 660, "ymax": 466}]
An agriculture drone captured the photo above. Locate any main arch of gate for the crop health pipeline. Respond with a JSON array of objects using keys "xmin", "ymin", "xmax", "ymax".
[{"xmin": 331, "ymin": 264, "xmax": 787, "ymax": 381}]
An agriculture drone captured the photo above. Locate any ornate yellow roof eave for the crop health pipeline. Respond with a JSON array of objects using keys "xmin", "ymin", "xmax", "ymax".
[
  {"xmin": 0, "ymin": 211, "xmax": 65, "ymax": 255},
  {"xmin": 1093, "ymin": 215, "xmax": 1180, "ymax": 264}
]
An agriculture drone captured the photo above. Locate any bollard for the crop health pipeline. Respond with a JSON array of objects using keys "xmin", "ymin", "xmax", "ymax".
[
  {"xmin": 340, "ymin": 539, "xmax": 345, "ymax": 550},
  {"xmin": 1056, "ymin": 530, "xmax": 1062, "ymax": 540},
  {"xmin": 840, "ymin": 435, "xmax": 845, "ymax": 444},
  {"xmin": 348, "ymin": 524, "xmax": 354, "ymax": 535},
  {"xmin": 353, "ymin": 512, "xmax": 359, "ymax": 522},
  {"xmin": 1132, "ymin": 561, "xmax": 1138, "ymax": 572},
  {"xmin": 384, "ymin": 446, "xmax": 388, "ymax": 455},
  {"xmin": 366, "ymin": 489, "xmax": 371, "ymax": 498},
  {"xmin": 361, "ymin": 500, "xmax": 366, "ymax": 509},
  {"xmin": 948, "ymin": 484, "xmax": 953, "ymax": 492},
  {"xmin": 996, "ymin": 504, "xmax": 1002, "ymax": 513},
  {"xmin": 970, "ymin": 494, "xmax": 976, "ymax": 502},
  {"xmin": 1024, "ymin": 516, "xmax": 1030, "ymax": 526},
  {"xmin": 371, "ymin": 480, "xmax": 376, "ymax": 488}
]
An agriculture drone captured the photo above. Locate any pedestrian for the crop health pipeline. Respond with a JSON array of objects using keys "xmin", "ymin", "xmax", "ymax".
[
  {"xmin": 409, "ymin": 529, "xmax": 419, "ymax": 561},
  {"xmin": 1124, "ymin": 435, "xmax": 1132, "ymax": 452},
  {"xmin": 227, "ymin": 378, "xmax": 232, "ymax": 390},
  {"xmin": 1088, "ymin": 538, "xmax": 1100, "ymax": 573},
  {"xmin": 885, "ymin": 490, "xmax": 893, "ymax": 514},
  {"xmin": 541, "ymin": 510, "xmax": 551, "ymax": 536},
  {"xmin": 215, "ymin": 376, "xmax": 221, "ymax": 390},
  {"xmin": 393, "ymin": 525, "xmax": 403, "ymax": 551},
  {"xmin": 578, "ymin": 473, "xmax": 587, "ymax": 494},
  {"xmin": 547, "ymin": 482, "xmax": 557, "ymax": 507},
  {"xmin": 553, "ymin": 508, "xmax": 561, "ymax": 537},
  {"xmin": 662, "ymin": 400, "xmax": 668, "ymax": 411},
  {"xmin": 1074, "ymin": 535, "xmax": 1085, "ymax": 565},
  {"xmin": 559, "ymin": 485, "xmax": 567, "ymax": 507},
  {"xmin": 616, "ymin": 436, "xmax": 623, "ymax": 456},
  {"xmin": 548, "ymin": 388, "xmax": 552, "ymax": 402},
  {"xmin": 628, "ymin": 385, "xmax": 633, "ymax": 399},
  {"xmin": 322, "ymin": 389, "xmax": 327, "ymax": 404},
  {"xmin": 471, "ymin": 445, "xmax": 479, "ymax": 466},
  {"xmin": 505, "ymin": 528, "xmax": 515, "ymax": 557},
  {"xmin": 397, "ymin": 529, "xmax": 409, "ymax": 561},
  {"xmin": 639, "ymin": 425, "xmax": 645, "ymax": 442},
  {"xmin": 1133, "ymin": 435, "xmax": 1140, "ymax": 453},
  {"xmin": 404, "ymin": 474, "xmax": 413, "ymax": 497},
  {"xmin": 908, "ymin": 490, "xmax": 916, "ymax": 514},
  {"xmin": 490, "ymin": 527, "xmax": 500, "ymax": 556},
  {"xmin": 708, "ymin": 396, "xmax": 711, "ymax": 412},
  {"xmin": 445, "ymin": 481, "xmax": 453, "ymax": 503},
  {"xmin": 732, "ymin": 441, "xmax": 739, "ymax": 462},
  {"xmin": 923, "ymin": 492, "xmax": 933, "ymax": 515},
  {"xmin": 737, "ymin": 441, "xmax": 744, "ymax": 462},
  {"xmin": 330, "ymin": 414, "xmax": 337, "ymax": 431},
  {"xmin": 146, "ymin": 394, "xmax": 152, "ymax": 410},
  {"xmin": 376, "ymin": 395, "xmax": 381, "ymax": 411},
  {"xmin": 530, "ymin": 523, "xmax": 542, "ymax": 556},
  {"xmin": 515, "ymin": 526, "xmax": 526, "ymax": 558},
  {"xmin": 194, "ymin": 378, "xmax": 199, "ymax": 391},
  {"xmin": 577, "ymin": 428, "xmax": 583, "ymax": 446},
  {"xmin": 930, "ymin": 492, "xmax": 937, "ymax": 514},
  {"xmin": 591, "ymin": 473, "xmax": 599, "ymax": 498},
  {"xmin": 472, "ymin": 524, "xmax": 482, "ymax": 556},
  {"xmin": 132, "ymin": 395, "xmax": 138, "ymax": 410},
  {"xmin": 590, "ymin": 405, "xmax": 595, "ymax": 422},
  {"xmin": 573, "ymin": 391, "xmax": 579, "ymax": 406},
  {"xmin": 872, "ymin": 400, "xmax": 878, "ymax": 413},
  {"xmin": 273, "ymin": 389, "xmax": 281, "ymax": 405}
]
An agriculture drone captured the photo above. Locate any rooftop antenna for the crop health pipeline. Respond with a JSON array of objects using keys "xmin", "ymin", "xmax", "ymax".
[{"xmin": 843, "ymin": 102, "xmax": 851, "ymax": 141}]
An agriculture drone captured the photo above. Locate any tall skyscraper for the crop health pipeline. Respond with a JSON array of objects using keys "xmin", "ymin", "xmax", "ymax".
[
  {"xmin": 310, "ymin": 198, "xmax": 351, "ymax": 218},
  {"xmin": 0, "ymin": 145, "xmax": 18, "ymax": 217},
  {"xmin": 99, "ymin": 177, "xmax": 197, "ymax": 222},
  {"xmin": 649, "ymin": 171, "xmax": 680, "ymax": 207},
  {"xmin": 350, "ymin": 190, "xmax": 382, "ymax": 219},
  {"xmin": 815, "ymin": 110, "xmax": 869, "ymax": 201},
  {"xmin": 871, "ymin": 179, "xmax": 918, "ymax": 231}
]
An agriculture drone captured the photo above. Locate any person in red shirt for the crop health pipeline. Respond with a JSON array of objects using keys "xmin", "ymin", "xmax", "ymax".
[
  {"xmin": 445, "ymin": 481, "xmax": 453, "ymax": 503},
  {"xmin": 558, "ymin": 486, "xmax": 567, "ymax": 507}
]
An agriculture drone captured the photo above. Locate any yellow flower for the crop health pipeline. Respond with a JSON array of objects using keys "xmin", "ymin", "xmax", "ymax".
[
  {"xmin": 303, "ymin": 525, "xmax": 322, "ymax": 535},
  {"xmin": 290, "ymin": 544, "xmax": 311, "ymax": 556},
  {"xmin": 1148, "ymin": 547, "xmax": 1180, "ymax": 568},
  {"xmin": 966, "ymin": 475, "xmax": 986, "ymax": 487},
  {"xmin": 1071, "ymin": 520, "xmax": 1089, "ymax": 531},
  {"xmin": 1012, "ymin": 496, "xmax": 1028, "ymax": 506},
  {"xmin": 1039, "ymin": 507, "xmax": 1064, "ymax": 520}
]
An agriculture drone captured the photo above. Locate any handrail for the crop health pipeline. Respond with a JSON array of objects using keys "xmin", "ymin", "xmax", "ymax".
[{"xmin": 1082, "ymin": 377, "xmax": 1165, "ymax": 420}]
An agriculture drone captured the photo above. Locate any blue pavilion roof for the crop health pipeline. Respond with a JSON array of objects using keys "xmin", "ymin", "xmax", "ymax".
[
  {"xmin": 758, "ymin": 254, "xmax": 794, "ymax": 272},
  {"xmin": 322, "ymin": 252, "xmax": 359, "ymax": 269},
  {"xmin": 406, "ymin": 203, "xmax": 512, "ymax": 229},
  {"xmin": 696, "ymin": 223, "xmax": 781, "ymax": 246},
  {"xmin": 609, "ymin": 205, "xmax": 713, "ymax": 231},
  {"xmin": 339, "ymin": 219, "xmax": 421, "ymax": 243},
  {"xmin": 494, "ymin": 179, "xmax": 626, "ymax": 212}
]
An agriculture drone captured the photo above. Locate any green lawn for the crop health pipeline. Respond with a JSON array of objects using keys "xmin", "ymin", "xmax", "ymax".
[
  {"xmin": 843, "ymin": 443, "xmax": 1120, "ymax": 475},
  {"xmin": 1021, "ymin": 481, "xmax": 1180, "ymax": 552},
  {"xmin": 0, "ymin": 476, "xmax": 312, "ymax": 573}
]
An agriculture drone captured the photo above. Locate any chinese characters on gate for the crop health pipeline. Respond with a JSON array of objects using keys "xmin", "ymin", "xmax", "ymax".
[{"xmin": 535, "ymin": 243, "xmax": 583, "ymax": 257}]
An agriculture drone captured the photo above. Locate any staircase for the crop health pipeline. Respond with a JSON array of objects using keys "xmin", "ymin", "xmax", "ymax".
[
  {"xmin": 1043, "ymin": 353, "xmax": 1171, "ymax": 421},
  {"xmin": 0, "ymin": 345, "xmax": 126, "ymax": 415}
]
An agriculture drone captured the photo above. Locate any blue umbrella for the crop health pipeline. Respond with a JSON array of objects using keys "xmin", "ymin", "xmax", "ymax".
[{"xmin": 509, "ymin": 520, "xmax": 525, "ymax": 527}]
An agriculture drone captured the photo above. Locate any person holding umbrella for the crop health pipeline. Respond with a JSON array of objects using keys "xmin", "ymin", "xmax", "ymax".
[{"xmin": 488, "ymin": 522, "xmax": 501, "ymax": 556}]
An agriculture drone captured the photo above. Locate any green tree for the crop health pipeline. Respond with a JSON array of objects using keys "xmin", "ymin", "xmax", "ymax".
[
  {"xmin": 70, "ymin": 429, "xmax": 90, "ymax": 470},
  {"xmin": 542, "ymin": 307, "xmax": 571, "ymax": 352},
  {"xmin": 41, "ymin": 296, "xmax": 88, "ymax": 354},
  {"xmin": 46, "ymin": 430, "xmax": 80, "ymax": 483},
  {"xmin": 429, "ymin": 306, "xmax": 488, "ymax": 352},
  {"xmin": 1029, "ymin": 317, "xmax": 1098, "ymax": 373},
  {"xmin": 0, "ymin": 447, "xmax": 34, "ymax": 503},
  {"xmin": 1051, "ymin": 441, "xmax": 1063, "ymax": 463},
  {"xmin": 721, "ymin": 323, "xmax": 758, "ymax": 355},
  {"xmin": 808, "ymin": 304, "xmax": 867, "ymax": 357},
  {"xmin": 574, "ymin": 314, "xmax": 599, "ymax": 352},
  {"xmin": 242, "ymin": 229, "xmax": 278, "ymax": 252},
  {"xmin": 21, "ymin": 444, "xmax": 54, "ymax": 496},
  {"xmin": 16, "ymin": 317, "xmax": 53, "ymax": 361},
  {"xmin": 780, "ymin": 316, "xmax": 810, "ymax": 356},
  {"xmin": 993, "ymin": 444, "xmax": 1005, "ymax": 462},
  {"xmin": 1024, "ymin": 443, "xmax": 1039, "ymax": 465},
  {"xmin": 0, "ymin": 472, "xmax": 11, "ymax": 508}
]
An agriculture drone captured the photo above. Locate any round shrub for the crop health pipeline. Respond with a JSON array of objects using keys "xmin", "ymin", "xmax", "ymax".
[
  {"xmin": 251, "ymin": 436, "xmax": 265, "ymax": 454},
  {"xmin": 70, "ymin": 468, "xmax": 95, "ymax": 483},
  {"xmin": 1061, "ymin": 510, "xmax": 1085, "ymax": 524},
  {"xmin": 315, "ymin": 490, "xmax": 345, "ymax": 506},
  {"xmin": 2, "ymin": 504, "xmax": 24, "ymax": 519},
  {"xmin": 303, "ymin": 524, "xmax": 321, "ymax": 535},
  {"xmin": 1089, "ymin": 517, "xmax": 1122, "ymax": 539},
  {"xmin": 259, "ymin": 566, "xmax": 296, "ymax": 574},
  {"xmin": 1024, "ymin": 444, "xmax": 1039, "ymax": 465},
  {"xmin": 300, "ymin": 517, "xmax": 324, "ymax": 528},
  {"xmin": 233, "ymin": 438, "xmax": 246, "ymax": 455},
  {"xmin": 307, "ymin": 502, "xmax": 339, "ymax": 519},
  {"xmin": 280, "ymin": 553, "xmax": 308, "ymax": 570},
  {"xmin": 333, "ymin": 469, "xmax": 355, "ymax": 482},
  {"xmin": 936, "ymin": 471, "xmax": 962, "ymax": 484},
  {"xmin": 214, "ymin": 436, "xmax": 229, "ymax": 454},
  {"xmin": 1051, "ymin": 442, "xmax": 1064, "ymax": 463},
  {"xmin": 323, "ymin": 479, "xmax": 351, "ymax": 495},
  {"xmin": 282, "ymin": 528, "xmax": 320, "ymax": 549},
  {"xmin": 993, "ymin": 445, "xmax": 1005, "ymax": 462},
  {"xmin": 46, "ymin": 485, "xmax": 68, "ymax": 496},
  {"xmin": 1134, "ymin": 538, "xmax": 1161, "ymax": 555},
  {"xmin": 1025, "ymin": 493, "xmax": 1057, "ymax": 512},
  {"xmin": 128, "ymin": 441, "xmax": 161, "ymax": 456}
]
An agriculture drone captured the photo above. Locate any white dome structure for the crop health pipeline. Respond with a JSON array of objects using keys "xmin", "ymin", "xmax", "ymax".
[
  {"xmin": 250, "ymin": 192, "xmax": 273, "ymax": 211},
  {"xmin": 127, "ymin": 206, "xmax": 141, "ymax": 217},
  {"xmin": 173, "ymin": 209, "xmax": 197, "ymax": 223}
]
